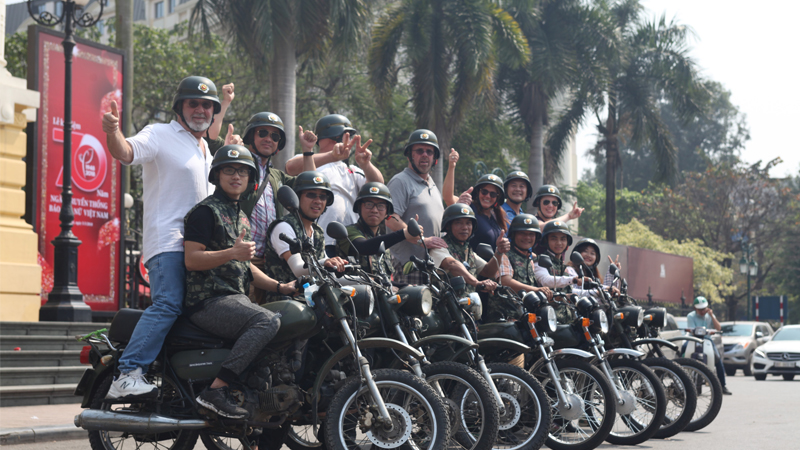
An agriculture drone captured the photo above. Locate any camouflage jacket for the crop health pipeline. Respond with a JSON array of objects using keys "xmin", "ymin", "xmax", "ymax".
[
  {"xmin": 543, "ymin": 251, "xmax": 575, "ymax": 323},
  {"xmin": 507, "ymin": 247, "xmax": 537, "ymax": 288},
  {"xmin": 262, "ymin": 213, "xmax": 324, "ymax": 303},
  {"xmin": 336, "ymin": 219, "xmax": 394, "ymax": 277},
  {"xmin": 443, "ymin": 234, "xmax": 478, "ymax": 294},
  {"xmin": 184, "ymin": 190, "xmax": 252, "ymax": 314}
]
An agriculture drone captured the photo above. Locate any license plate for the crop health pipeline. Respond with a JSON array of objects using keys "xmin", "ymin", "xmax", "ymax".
[{"xmin": 774, "ymin": 361, "xmax": 796, "ymax": 368}]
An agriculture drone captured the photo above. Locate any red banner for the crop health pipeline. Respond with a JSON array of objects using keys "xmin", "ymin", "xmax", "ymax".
[{"xmin": 32, "ymin": 28, "xmax": 124, "ymax": 311}]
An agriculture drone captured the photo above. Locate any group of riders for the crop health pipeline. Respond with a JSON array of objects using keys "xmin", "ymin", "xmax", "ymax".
[{"xmin": 101, "ymin": 75, "xmax": 695, "ymax": 421}]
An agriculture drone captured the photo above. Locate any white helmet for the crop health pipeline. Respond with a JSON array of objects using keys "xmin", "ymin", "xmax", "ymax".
[{"xmin": 693, "ymin": 296, "xmax": 708, "ymax": 309}]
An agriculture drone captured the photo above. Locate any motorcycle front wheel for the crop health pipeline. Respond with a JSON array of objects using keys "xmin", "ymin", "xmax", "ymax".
[
  {"xmin": 605, "ymin": 358, "xmax": 667, "ymax": 445},
  {"xmin": 674, "ymin": 357, "xmax": 723, "ymax": 431},
  {"xmin": 643, "ymin": 357, "xmax": 697, "ymax": 438},
  {"xmin": 485, "ymin": 362, "xmax": 551, "ymax": 450},
  {"xmin": 87, "ymin": 373, "xmax": 199, "ymax": 450},
  {"xmin": 324, "ymin": 369, "xmax": 450, "ymax": 450}
]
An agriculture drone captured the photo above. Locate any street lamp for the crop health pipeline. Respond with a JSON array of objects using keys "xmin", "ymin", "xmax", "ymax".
[
  {"xmin": 739, "ymin": 242, "xmax": 758, "ymax": 321},
  {"xmin": 28, "ymin": 0, "xmax": 106, "ymax": 322}
]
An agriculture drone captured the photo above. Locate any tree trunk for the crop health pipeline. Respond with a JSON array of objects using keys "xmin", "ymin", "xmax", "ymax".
[
  {"xmin": 527, "ymin": 113, "xmax": 544, "ymax": 209},
  {"xmin": 115, "ymin": 0, "xmax": 134, "ymax": 187},
  {"xmin": 269, "ymin": 15, "xmax": 296, "ymax": 172},
  {"xmin": 604, "ymin": 97, "xmax": 617, "ymax": 243},
  {"xmin": 432, "ymin": 126, "xmax": 451, "ymax": 188}
]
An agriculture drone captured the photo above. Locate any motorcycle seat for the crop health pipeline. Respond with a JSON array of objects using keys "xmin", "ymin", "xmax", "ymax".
[{"xmin": 107, "ymin": 308, "xmax": 234, "ymax": 349}]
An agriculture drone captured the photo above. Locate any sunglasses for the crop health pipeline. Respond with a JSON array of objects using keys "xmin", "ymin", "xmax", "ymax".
[
  {"xmin": 186, "ymin": 100, "xmax": 214, "ymax": 110},
  {"xmin": 413, "ymin": 148, "xmax": 435, "ymax": 156},
  {"xmin": 541, "ymin": 199, "xmax": 559, "ymax": 206},
  {"xmin": 479, "ymin": 188, "xmax": 498, "ymax": 199},
  {"xmin": 330, "ymin": 132, "xmax": 353, "ymax": 143},
  {"xmin": 304, "ymin": 192, "xmax": 329, "ymax": 202},
  {"xmin": 220, "ymin": 167, "xmax": 251, "ymax": 177},
  {"xmin": 256, "ymin": 129, "xmax": 282, "ymax": 141},
  {"xmin": 362, "ymin": 201, "xmax": 387, "ymax": 212}
]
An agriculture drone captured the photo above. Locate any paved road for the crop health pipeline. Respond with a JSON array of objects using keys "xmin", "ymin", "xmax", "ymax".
[{"xmin": 3, "ymin": 373, "xmax": 795, "ymax": 450}]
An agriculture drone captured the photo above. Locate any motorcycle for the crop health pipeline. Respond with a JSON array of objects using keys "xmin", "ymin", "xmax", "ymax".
[{"xmin": 73, "ymin": 186, "xmax": 451, "ymax": 450}]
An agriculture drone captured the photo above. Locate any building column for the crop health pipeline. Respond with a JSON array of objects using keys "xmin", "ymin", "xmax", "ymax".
[{"xmin": 1, "ymin": 8, "xmax": 43, "ymax": 321}]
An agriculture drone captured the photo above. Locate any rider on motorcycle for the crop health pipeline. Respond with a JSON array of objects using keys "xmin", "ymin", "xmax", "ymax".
[
  {"xmin": 686, "ymin": 296, "xmax": 732, "ymax": 395},
  {"xmin": 498, "ymin": 214, "xmax": 553, "ymax": 300},
  {"xmin": 183, "ymin": 145, "xmax": 296, "ymax": 419}
]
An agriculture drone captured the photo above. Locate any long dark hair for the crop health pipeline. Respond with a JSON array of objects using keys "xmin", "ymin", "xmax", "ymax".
[{"xmin": 473, "ymin": 199, "xmax": 509, "ymax": 234}]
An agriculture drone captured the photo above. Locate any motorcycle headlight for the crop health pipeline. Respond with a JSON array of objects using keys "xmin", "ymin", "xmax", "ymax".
[
  {"xmin": 619, "ymin": 306, "xmax": 644, "ymax": 328},
  {"xmin": 592, "ymin": 309, "xmax": 609, "ymax": 334},
  {"xmin": 538, "ymin": 305, "xmax": 557, "ymax": 334},
  {"xmin": 693, "ymin": 327, "xmax": 707, "ymax": 337},
  {"xmin": 396, "ymin": 285, "xmax": 434, "ymax": 316},
  {"xmin": 645, "ymin": 307, "xmax": 667, "ymax": 329},
  {"xmin": 345, "ymin": 285, "xmax": 374, "ymax": 317}
]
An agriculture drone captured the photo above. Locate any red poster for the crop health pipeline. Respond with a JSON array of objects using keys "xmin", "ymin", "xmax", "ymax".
[{"xmin": 32, "ymin": 28, "xmax": 125, "ymax": 311}]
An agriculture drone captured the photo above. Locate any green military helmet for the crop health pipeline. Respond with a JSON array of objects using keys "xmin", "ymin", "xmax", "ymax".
[
  {"xmin": 403, "ymin": 129, "xmax": 440, "ymax": 160},
  {"xmin": 171, "ymin": 76, "xmax": 221, "ymax": 115},
  {"xmin": 242, "ymin": 112, "xmax": 286, "ymax": 149},
  {"xmin": 532, "ymin": 184, "xmax": 563, "ymax": 209},
  {"xmin": 504, "ymin": 171, "xmax": 533, "ymax": 202},
  {"xmin": 572, "ymin": 238, "xmax": 601, "ymax": 267},
  {"xmin": 353, "ymin": 182, "xmax": 394, "ymax": 215},
  {"xmin": 474, "ymin": 173, "xmax": 505, "ymax": 206},
  {"xmin": 209, "ymin": 145, "xmax": 257, "ymax": 184},
  {"xmin": 294, "ymin": 171, "xmax": 334, "ymax": 206},
  {"xmin": 441, "ymin": 203, "xmax": 476, "ymax": 233},
  {"xmin": 541, "ymin": 220, "xmax": 573, "ymax": 246},
  {"xmin": 507, "ymin": 214, "xmax": 541, "ymax": 241},
  {"xmin": 314, "ymin": 114, "xmax": 357, "ymax": 142}
]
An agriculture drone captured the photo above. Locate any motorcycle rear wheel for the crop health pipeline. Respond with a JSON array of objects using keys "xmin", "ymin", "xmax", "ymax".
[
  {"xmin": 87, "ymin": 373, "xmax": 199, "ymax": 450},
  {"xmin": 486, "ymin": 362, "xmax": 551, "ymax": 450},
  {"xmin": 605, "ymin": 358, "xmax": 667, "ymax": 445},
  {"xmin": 643, "ymin": 357, "xmax": 697, "ymax": 439},
  {"xmin": 675, "ymin": 357, "xmax": 723, "ymax": 431}
]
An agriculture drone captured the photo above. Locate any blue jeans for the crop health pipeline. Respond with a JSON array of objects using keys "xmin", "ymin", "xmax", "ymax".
[{"xmin": 117, "ymin": 251, "xmax": 185, "ymax": 374}]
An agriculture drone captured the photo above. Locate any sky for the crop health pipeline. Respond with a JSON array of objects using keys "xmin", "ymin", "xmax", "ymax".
[{"xmin": 576, "ymin": 0, "xmax": 800, "ymax": 181}]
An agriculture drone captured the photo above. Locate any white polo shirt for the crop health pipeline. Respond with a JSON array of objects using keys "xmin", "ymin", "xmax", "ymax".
[
  {"xmin": 124, "ymin": 121, "xmax": 214, "ymax": 262},
  {"xmin": 316, "ymin": 161, "xmax": 366, "ymax": 246}
]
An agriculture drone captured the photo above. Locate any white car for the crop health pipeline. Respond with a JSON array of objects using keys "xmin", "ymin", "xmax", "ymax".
[{"xmin": 751, "ymin": 325, "xmax": 800, "ymax": 381}]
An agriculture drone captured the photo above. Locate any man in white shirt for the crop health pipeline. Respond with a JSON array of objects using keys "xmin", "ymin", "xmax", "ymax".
[
  {"xmin": 284, "ymin": 114, "xmax": 383, "ymax": 256},
  {"xmin": 101, "ymin": 76, "xmax": 227, "ymax": 399}
]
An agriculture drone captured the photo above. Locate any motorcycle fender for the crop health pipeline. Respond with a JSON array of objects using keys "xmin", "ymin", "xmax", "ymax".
[
  {"xmin": 631, "ymin": 338, "xmax": 678, "ymax": 352},
  {"xmin": 550, "ymin": 348, "xmax": 594, "ymax": 360},
  {"xmin": 603, "ymin": 348, "xmax": 645, "ymax": 359},
  {"xmin": 476, "ymin": 338, "xmax": 532, "ymax": 354},
  {"xmin": 79, "ymin": 361, "xmax": 115, "ymax": 408},
  {"xmin": 311, "ymin": 338, "xmax": 425, "ymax": 405},
  {"xmin": 666, "ymin": 336, "xmax": 704, "ymax": 345},
  {"xmin": 412, "ymin": 334, "xmax": 479, "ymax": 361}
]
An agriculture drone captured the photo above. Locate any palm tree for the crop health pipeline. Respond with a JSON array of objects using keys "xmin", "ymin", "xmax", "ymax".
[
  {"xmin": 547, "ymin": 0, "xmax": 703, "ymax": 242},
  {"xmin": 498, "ymin": 0, "xmax": 612, "ymax": 194},
  {"xmin": 368, "ymin": 0, "xmax": 529, "ymax": 187},
  {"xmin": 191, "ymin": 0, "xmax": 371, "ymax": 170}
]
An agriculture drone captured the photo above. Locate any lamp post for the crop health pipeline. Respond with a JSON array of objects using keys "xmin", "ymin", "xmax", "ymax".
[
  {"xmin": 739, "ymin": 242, "xmax": 759, "ymax": 321},
  {"xmin": 28, "ymin": 0, "xmax": 106, "ymax": 322}
]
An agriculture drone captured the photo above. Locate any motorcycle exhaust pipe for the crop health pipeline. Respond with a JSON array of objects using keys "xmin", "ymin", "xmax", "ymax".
[{"xmin": 75, "ymin": 410, "xmax": 209, "ymax": 432}]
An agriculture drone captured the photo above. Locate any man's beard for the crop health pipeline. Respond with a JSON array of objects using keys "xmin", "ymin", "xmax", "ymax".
[{"xmin": 186, "ymin": 117, "xmax": 212, "ymax": 133}]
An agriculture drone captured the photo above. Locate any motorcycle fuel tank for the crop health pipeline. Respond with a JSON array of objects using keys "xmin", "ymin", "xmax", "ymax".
[
  {"xmin": 262, "ymin": 300, "xmax": 318, "ymax": 343},
  {"xmin": 477, "ymin": 322, "xmax": 521, "ymax": 341}
]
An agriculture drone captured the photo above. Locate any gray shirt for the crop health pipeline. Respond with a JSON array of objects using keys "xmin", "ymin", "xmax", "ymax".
[{"xmin": 387, "ymin": 167, "xmax": 445, "ymax": 265}]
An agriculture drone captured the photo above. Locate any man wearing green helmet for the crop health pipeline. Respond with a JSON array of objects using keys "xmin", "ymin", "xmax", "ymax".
[
  {"xmin": 686, "ymin": 296, "xmax": 730, "ymax": 394},
  {"xmin": 262, "ymin": 171, "xmax": 349, "ymax": 303},
  {"xmin": 182, "ymin": 145, "xmax": 294, "ymax": 418},
  {"xmin": 502, "ymin": 171, "xmax": 533, "ymax": 223},
  {"xmin": 285, "ymin": 114, "xmax": 384, "ymax": 257},
  {"xmin": 102, "ymin": 76, "xmax": 236, "ymax": 399}
]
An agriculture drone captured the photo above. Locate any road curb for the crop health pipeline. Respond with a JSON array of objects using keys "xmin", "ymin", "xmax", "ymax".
[{"xmin": 0, "ymin": 424, "xmax": 87, "ymax": 446}]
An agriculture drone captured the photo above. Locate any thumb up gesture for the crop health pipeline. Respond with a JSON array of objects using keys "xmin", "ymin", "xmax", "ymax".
[
  {"xmin": 231, "ymin": 229, "xmax": 255, "ymax": 261},
  {"xmin": 102, "ymin": 100, "xmax": 120, "ymax": 135}
]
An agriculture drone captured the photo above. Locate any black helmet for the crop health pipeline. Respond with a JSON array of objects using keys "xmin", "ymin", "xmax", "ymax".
[
  {"xmin": 209, "ymin": 145, "xmax": 257, "ymax": 184},
  {"xmin": 353, "ymin": 182, "xmax": 394, "ymax": 215},
  {"xmin": 507, "ymin": 214, "xmax": 541, "ymax": 241},
  {"xmin": 403, "ymin": 129, "xmax": 440, "ymax": 161},
  {"xmin": 573, "ymin": 238, "xmax": 601, "ymax": 267},
  {"xmin": 441, "ymin": 203, "xmax": 477, "ymax": 232},
  {"xmin": 171, "ymin": 76, "xmax": 221, "ymax": 115},
  {"xmin": 293, "ymin": 171, "xmax": 334, "ymax": 206},
  {"xmin": 532, "ymin": 184, "xmax": 562, "ymax": 209},
  {"xmin": 541, "ymin": 220, "xmax": 573, "ymax": 246},
  {"xmin": 474, "ymin": 173, "xmax": 505, "ymax": 206},
  {"xmin": 242, "ymin": 112, "xmax": 286, "ymax": 150},
  {"xmin": 504, "ymin": 171, "xmax": 533, "ymax": 202},
  {"xmin": 315, "ymin": 114, "xmax": 357, "ymax": 142}
]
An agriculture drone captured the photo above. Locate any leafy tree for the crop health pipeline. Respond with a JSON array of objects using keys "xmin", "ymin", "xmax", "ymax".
[
  {"xmin": 617, "ymin": 219, "xmax": 734, "ymax": 308},
  {"xmin": 4, "ymin": 31, "xmax": 28, "ymax": 79},
  {"xmin": 573, "ymin": 180, "xmax": 647, "ymax": 239},
  {"xmin": 368, "ymin": 0, "xmax": 529, "ymax": 187},
  {"xmin": 548, "ymin": 1, "xmax": 704, "ymax": 242}
]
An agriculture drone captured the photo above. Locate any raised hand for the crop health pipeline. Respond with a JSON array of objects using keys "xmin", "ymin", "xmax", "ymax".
[
  {"xmin": 495, "ymin": 236, "xmax": 510, "ymax": 255},
  {"xmin": 607, "ymin": 254, "xmax": 622, "ymax": 272},
  {"xmin": 448, "ymin": 148, "xmax": 459, "ymax": 168},
  {"xmin": 567, "ymin": 201, "xmax": 585, "ymax": 220},
  {"xmin": 221, "ymin": 83, "xmax": 235, "ymax": 106},
  {"xmin": 298, "ymin": 126, "xmax": 317, "ymax": 153},
  {"xmin": 102, "ymin": 100, "xmax": 120, "ymax": 134},
  {"xmin": 231, "ymin": 229, "xmax": 255, "ymax": 261},
  {"xmin": 224, "ymin": 124, "xmax": 243, "ymax": 146},
  {"xmin": 458, "ymin": 187, "xmax": 473, "ymax": 205},
  {"xmin": 353, "ymin": 135, "xmax": 374, "ymax": 167}
]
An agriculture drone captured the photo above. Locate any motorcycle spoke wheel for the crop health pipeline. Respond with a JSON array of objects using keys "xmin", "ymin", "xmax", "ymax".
[
  {"xmin": 675, "ymin": 357, "xmax": 723, "ymax": 431},
  {"xmin": 286, "ymin": 425, "xmax": 323, "ymax": 449},
  {"xmin": 485, "ymin": 363, "xmax": 551, "ymax": 450},
  {"xmin": 606, "ymin": 359, "xmax": 666, "ymax": 445},
  {"xmin": 643, "ymin": 358, "xmax": 697, "ymax": 439}
]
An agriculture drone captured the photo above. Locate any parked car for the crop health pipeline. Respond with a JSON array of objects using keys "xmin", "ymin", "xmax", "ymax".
[
  {"xmin": 720, "ymin": 321, "xmax": 773, "ymax": 376},
  {"xmin": 751, "ymin": 325, "xmax": 800, "ymax": 381}
]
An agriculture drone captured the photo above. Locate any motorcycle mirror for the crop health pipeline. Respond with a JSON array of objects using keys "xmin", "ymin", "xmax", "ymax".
[
  {"xmin": 570, "ymin": 251, "xmax": 586, "ymax": 266},
  {"xmin": 378, "ymin": 242, "xmax": 386, "ymax": 254},
  {"xmin": 277, "ymin": 185, "xmax": 300, "ymax": 211},
  {"xmin": 475, "ymin": 243, "xmax": 494, "ymax": 261},
  {"xmin": 449, "ymin": 276, "xmax": 466, "ymax": 293},
  {"xmin": 522, "ymin": 291, "xmax": 541, "ymax": 312},
  {"xmin": 407, "ymin": 219, "xmax": 422, "ymax": 237},
  {"xmin": 537, "ymin": 254, "xmax": 553, "ymax": 269},
  {"xmin": 326, "ymin": 221, "xmax": 349, "ymax": 240},
  {"xmin": 609, "ymin": 264, "xmax": 619, "ymax": 276}
]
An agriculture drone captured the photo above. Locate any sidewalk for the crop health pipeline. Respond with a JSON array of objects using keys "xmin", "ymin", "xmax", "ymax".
[{"xmin": 0, "ymin": 404, "xmax": 86, "ymax": 445}]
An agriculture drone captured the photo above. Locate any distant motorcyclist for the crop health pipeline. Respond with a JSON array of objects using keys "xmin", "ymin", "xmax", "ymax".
[
  {"xmin": 687, "ymin": 296, "xmax": 731, "ymax": 395},
  {"xmin": 183, "ymin": 146, "xmax": 294, "ymax": 419}
]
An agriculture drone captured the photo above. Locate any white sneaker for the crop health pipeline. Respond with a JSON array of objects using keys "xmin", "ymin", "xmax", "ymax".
[{"xmin": 105, "ymin": 368, "xmax": 158, "ymax": 399}]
